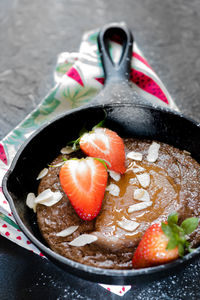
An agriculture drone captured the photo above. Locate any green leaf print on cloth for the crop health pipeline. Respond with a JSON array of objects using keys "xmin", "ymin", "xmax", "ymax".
[{"xmin": 3, "ymin": 86, "xmax": 60, "ymax": 150}]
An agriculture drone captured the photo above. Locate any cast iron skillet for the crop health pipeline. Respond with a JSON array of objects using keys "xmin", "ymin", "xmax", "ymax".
[{"xmin": 2, "ymin": 23, "xmax": 200, "ymax": 285}]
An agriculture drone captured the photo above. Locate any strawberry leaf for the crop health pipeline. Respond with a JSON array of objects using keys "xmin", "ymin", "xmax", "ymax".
[
  {"xmin": 168, "ymin": 212, "xmax": 178, "ymax": 225},
  {"xmin": 162, "ymin": 213, "xmax": 199, "ymax": 256},
  {"xmin": 79, "ymin": 126, "xmax": 88, "ymax": 137},
  {"xmin": 166, "ymin": 235, "xmax": 178, "ymax": 250},
  {"xmin": 188, "ymin": 247, "xmax": 195, "ymax": 253},
  {"xmin": 92, "ymin": 119, "xmax": 105, "ymax": 130},
  {"xmin": 181, "ymin": 217, "xmax": 198, "ymax": 235},
  {"xmin": 67, "ymin": 137, "xmax": 81, "ymax": 146},
  {"xmin": 161, "ymin": 223, "xmax": 173, "ymax": 238},
  {"xmin": 93, "ymin": 158, "xmax": 111, "ymax": 170},
  {"xmin": 178, "ymin": 243, "xmax": 184, "ymax": 257}
]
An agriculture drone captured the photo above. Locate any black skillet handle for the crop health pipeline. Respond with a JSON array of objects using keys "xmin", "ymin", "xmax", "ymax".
[{"xmin": 97, "ymin": 23, "xmax": 133, "ymax": 84}]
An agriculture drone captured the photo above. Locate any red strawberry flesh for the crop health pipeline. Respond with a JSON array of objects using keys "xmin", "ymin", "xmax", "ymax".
[
  {"xmin": 80, "ymin": 127, "xmax": 126, "ymax": 174},
  {"xmin": 59, "ymin": 157, "xmax": 108, "ymax": 221}
]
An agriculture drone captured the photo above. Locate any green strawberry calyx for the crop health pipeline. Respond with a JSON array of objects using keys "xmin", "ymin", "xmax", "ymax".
[{"xmin": 161, "ymin": 212, "xmax": 199, "ymax": 257}]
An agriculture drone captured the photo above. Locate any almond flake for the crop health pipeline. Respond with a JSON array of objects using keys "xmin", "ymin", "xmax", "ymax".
[
  {"xmin": 134, "ymin": 188, "xmax": 150, "ymax": 202},
  {"xmin": 36, "ymin": 168, "xmax": 48, "ymax": 180},
  {"xmin": 35, "ymin": 189, "xmax": 53, "ymax": 203},
  {"xmin": 132, "ymin": 166, "xmax": 145, "ymax": 173},
  {"xmin": 108, "ymin": 170, "xmax": 121, "ymax": 181},
  {"xmin": 56, "ymin": 226, "xmax": 79, "ymax": 237},
  {"xmin": 35, "ymin": 189, "xmax": 62, "ymax": 207},
  {"xmin": 117, "ymin": 219, "xmax": 139, "ymax": 232},
  {"xmin": 183, "ymin": 150, "xmax": 191, "ymax": 155},
  {"xmin": 26, "ymin": 193, "xmax": 36, "ymax": 212},
  {"xmin": 129, "ymin": 178, "xmax": 137, "ymax": 185},
  {"xmin": 106, "ymin": 184, "xmax": 120, "ymax": 196},
  {"xmin": 128, "ymin": 201, "xmax": 152, "ymax": 213},
  {"xmin": 127, "ymin": 151, "xmax": 143, "ymax": 161},
  {"xmin": 68, "ymin": 234, "xmax": 97, "ymax": 246},
  {"xmin": 147, "ymin": 142, "xmax": 160, "ymax": 162},
  {"xmin": 136, "ymin": 173, "xmax": 150, "ymax": 188},
  {"xmin": 49, "ymin": 161, "xmax": 65, "ymax": 168},
  {"xmin": 61, "ymin": 145, "xmax": 76, "ymax": 154}
]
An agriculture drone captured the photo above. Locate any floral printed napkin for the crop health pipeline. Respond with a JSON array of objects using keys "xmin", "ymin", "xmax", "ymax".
[{"xmin": 0, "ymin": 23, "xmax": 178, "ymax": 296}]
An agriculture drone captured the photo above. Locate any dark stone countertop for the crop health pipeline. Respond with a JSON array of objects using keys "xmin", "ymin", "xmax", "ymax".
[{"xmin": 0, "ymin": 0, "xmax": 200, "ymax": 299}]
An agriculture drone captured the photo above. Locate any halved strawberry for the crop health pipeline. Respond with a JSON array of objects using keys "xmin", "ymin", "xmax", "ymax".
[
  {"xmin": 132, "ymin": 213, "xmax": 198, "ymax": 269},
  {"xmin": 79, "ymin": 127, "xmax": 126, "ymax": 174},
  {"xmin": 59, "ymin": 157, "xmax": 108, "ymax": 221}
]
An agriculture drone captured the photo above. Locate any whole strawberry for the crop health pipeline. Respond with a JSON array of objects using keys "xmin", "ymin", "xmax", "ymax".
[{"xmin": 132, "ymin": 213, "xmax": 198, "ymax": 269}]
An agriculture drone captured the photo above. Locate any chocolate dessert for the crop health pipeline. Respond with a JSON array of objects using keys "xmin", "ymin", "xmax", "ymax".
[{"xmin": 34, "ymin": 138, "xmax": 200, "ymax": 270}]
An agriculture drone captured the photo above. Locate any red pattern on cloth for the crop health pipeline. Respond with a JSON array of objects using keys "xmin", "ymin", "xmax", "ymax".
[
  {"xmin": 130, "ymin": 68, "xmax": 169, "ymax": 104},
  {"xmin": 67, "ymin": 67, "xmax": 84, "ymax": 87}
]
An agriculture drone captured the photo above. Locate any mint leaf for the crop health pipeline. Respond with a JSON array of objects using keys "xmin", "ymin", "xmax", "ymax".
[
  {"xmin": 181, "ymin": 217, "xmax": 198, "ymax": 235},
  {"xmin": 168, "ymin": 212, "xmax": 178, "ymax": 225}
]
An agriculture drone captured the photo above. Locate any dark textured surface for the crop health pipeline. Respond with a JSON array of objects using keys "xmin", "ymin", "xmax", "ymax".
[
  {"xmin": 0, "ymin": 0, "xmax": 200, "ymax": 140},
  {"xmin": 0, "ymin": 0, "xmax": 200, "ymax": 299}
]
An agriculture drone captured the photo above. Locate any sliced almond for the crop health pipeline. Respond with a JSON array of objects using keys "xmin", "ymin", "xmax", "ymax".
[
  {"xmin": 147, "ymin": 142, "xmax": 160, "ymax": 162},
  {"xmin": 35, "ymin": 189, "xmax": 53, "ymax": 203},
  {"xmin": 61, "ymin": 145, "xmax": 76, "ymax": 154},
  {"xmin": 129, "ymin": 178, "xmax": 138, "ymax": 185},
  {"xmin": 117, "ymin": 219, "xmax": 139, "ymax": 232},
  {"xmin": 128, "ymin": 201, "xmax": 152, "ymax": 213},
  {"xmin": 127, "ymin": 151, "xmax": 143, "ymax": 161},
  {"xmin": 36, "ymin": 168, "xmax": 48, "ymax": 180},
  {"xmin": 35, "ymin": 189, "xmax": 62, "ymax": 207},
  {"xmin": 108, "ymin": 170, "xmax": 121, "ymax": 182},
  {"xmin": 49, "ymin": 161, "xmax": 65, "ymax": 168},
  {"xmin": 183, "ymin": 150, "xmax": 191, "ymax": 155},
  {"xmin": 132, "ymin": 166, "xmax": 145, "ymax": 173},
  {"xmin": 136, "ymin": 173, "xmax": 150, "ymax": 188},
  {"xmin": 134, "ymin": 188, "xmax": 150, "ymax": 202},
  {"xmin": 106, "ymin": 184, "xmax": 120, "ymax": 196},
  {"xmin": 56, "ymin": 226, "xmax": 79, "ymax": 237},
  {"xmin": 26, "ymin": 193, "xmax": 36, "ymax": 212},
  {"xmin": 68, "ymin": 234, "xmax": 97, "ymax": 246}
]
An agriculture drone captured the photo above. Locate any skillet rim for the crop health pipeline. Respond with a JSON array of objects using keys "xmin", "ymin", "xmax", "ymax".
[
  {"xmin": 2, "ymin": 102, "xmax": 200, "ymax": 283},
  {"xmin": 4, "ymin": 101, "xmax": 200, "ymax": 173}
]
